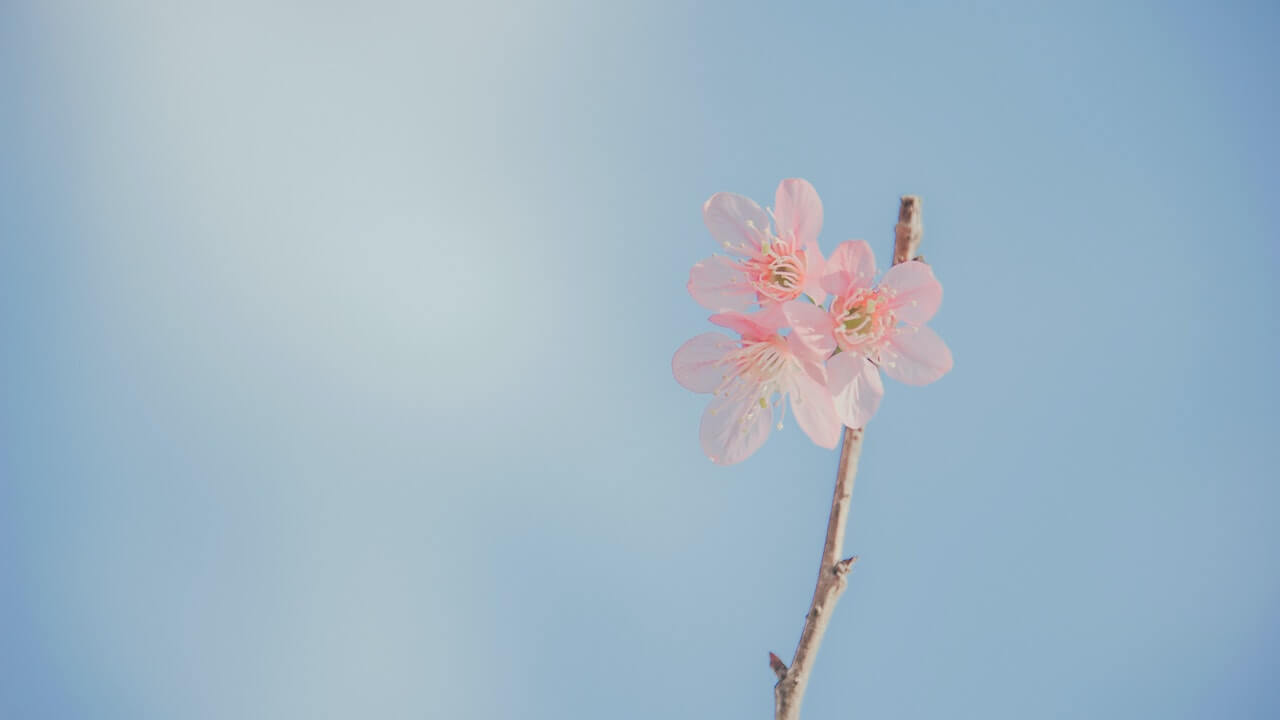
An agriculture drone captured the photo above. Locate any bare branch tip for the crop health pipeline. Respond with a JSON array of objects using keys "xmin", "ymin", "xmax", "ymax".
[{"xmin": 898, "ymin": 195, "xmax": 921, "ymax": 219}]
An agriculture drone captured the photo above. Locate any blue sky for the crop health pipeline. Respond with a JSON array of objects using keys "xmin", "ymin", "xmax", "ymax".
[{"xmin": 2, "ymin": 1, "xmax": 1277, "ymax": 718}]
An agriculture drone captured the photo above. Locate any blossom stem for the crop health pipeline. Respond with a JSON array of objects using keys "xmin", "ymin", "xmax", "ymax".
[{"xmin": 772, "ymin": 196, "xmax": 923, "ymax": 720}]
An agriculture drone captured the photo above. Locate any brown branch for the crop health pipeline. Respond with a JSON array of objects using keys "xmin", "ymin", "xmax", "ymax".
[{"xmin": 772, "ymin": 196, "xmax": 923, "ymax": 720}]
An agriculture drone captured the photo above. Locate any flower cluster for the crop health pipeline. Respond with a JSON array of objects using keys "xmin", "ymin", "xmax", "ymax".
[{"xmin": 672, "ymin": 179, "xmax": 953, "ymax": 465}]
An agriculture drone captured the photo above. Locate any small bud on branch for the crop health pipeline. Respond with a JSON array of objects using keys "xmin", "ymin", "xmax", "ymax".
[{"xmin": 769, "ymin": 652, "xmax": 788, "ymax": 681}]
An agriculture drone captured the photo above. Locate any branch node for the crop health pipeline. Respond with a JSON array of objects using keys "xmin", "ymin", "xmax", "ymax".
[
  {"xmin": 834, "ymin": 556, "xmax": 859, "ymax": 576},
  {"xmin": 769, "ymin": 652, "xmax": 788, "ymax": 681}
]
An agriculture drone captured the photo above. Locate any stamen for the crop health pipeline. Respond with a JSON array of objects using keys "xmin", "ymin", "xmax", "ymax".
[
  {"xmin": 832, "ymin": 287, "xmax": 897, "ymax": 355},
  {"xmin": 707, "ymin": 335, "xmax": 802, "ymax": 439},
  {"xmin": 742, "ymin": 236, "xmax": 807, "ymax": 302}
]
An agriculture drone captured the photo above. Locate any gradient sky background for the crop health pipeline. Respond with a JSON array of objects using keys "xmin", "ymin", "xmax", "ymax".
[{"xmin": 2, "ymin": 1, "xmax": 1278, "ymax": 718}]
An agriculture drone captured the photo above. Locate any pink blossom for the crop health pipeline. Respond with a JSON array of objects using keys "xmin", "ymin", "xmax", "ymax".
[
  {"xmin": 672, "ymin": 303, "xmax": 841, "ymax": 465},
  {"xmin": 687, "ymin": 179, "xmax": 828, "ymax": 312},
  {"xmin": 789, "ymin": 240, "xmax": 952, "ymax": 429}
]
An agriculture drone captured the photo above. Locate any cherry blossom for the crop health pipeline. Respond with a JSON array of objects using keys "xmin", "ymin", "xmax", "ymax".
[
  {"xmin": 672, "ymin": 303, "xmax": 841, "ymax": 465},
  {"xmin": 687, "ymin": 179, "xmax": 827, "ymax": 312},
  {"xmin": 788, "ymin": 240, "xmax": 952, "ymax": 429}
]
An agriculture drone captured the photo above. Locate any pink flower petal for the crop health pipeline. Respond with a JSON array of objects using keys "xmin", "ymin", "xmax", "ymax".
[
  {"xmin": 788, "ymin": 370, "xmax": 841, "ymax": 449},
  {"xmin": 751, "ymin": 303, "xmax": 790, "ymax": 333},
  {"xmin": 781, "ymin": 300, "xmax": 836, "ymax": 362},
  {"xmin": 708, "ymin": 311, "xmax": 763, "ymax": 341},
  {"xmin": 801, "ymin": 248, "xmax": 827, "ymax": 306},
  {"xmin": 700, "ymin": 389, "xmax": 772, "ymax": 465},
  {"xmin": 710, "ymin": 306, "xmax": 787, "ymax": 340},
  {"xmin": 774, "ymin": 178, "xmax": 823, "ymax": 252},
  {"xmin": 879, "ymin": 325, "xmax": 953, "ymax": 386},
  {"xmin": 687, "ymin": 255, "xmax": 754, "ymax": 312},
  {"xmin": 880, "ymin": 261, "xmax": 942, "ymax": 326},
  {"xmin": 821, "ymin": 240, "xmax": 877, "ymax": 297},
  {"xmin": 703, "ymin": 192, "xmax": 769, "ymax": 255},
  {"xmin": 828, "ymin": 352, "xmax": 884, "ymax": 428},
  {"xmin": 672, "ymin": 332, "xmax": 736, "ymax": 393},
  {"xmin": 794, "ymin": 352, "xmax": 828, "ymax": 388}
]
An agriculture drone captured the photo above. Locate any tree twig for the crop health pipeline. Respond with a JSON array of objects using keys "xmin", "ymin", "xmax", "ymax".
[
  {"xmin": 772, "ymin": 195, "xmax": 923, "ymax": 720},
  {"xmin": 893, "ymin": 195, "xmax": 923, "ymax": 265}
]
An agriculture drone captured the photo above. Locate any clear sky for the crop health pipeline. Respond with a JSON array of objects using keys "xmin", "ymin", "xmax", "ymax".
[{"xmin": 2, "ymin": 1, "xmax": 1277, "ymax": 718}]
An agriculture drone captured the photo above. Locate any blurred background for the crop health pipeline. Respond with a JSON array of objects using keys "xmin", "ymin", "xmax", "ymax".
[{"xmin": 2, "ymin": 1, "xmax": 1277, "ymax": 718}]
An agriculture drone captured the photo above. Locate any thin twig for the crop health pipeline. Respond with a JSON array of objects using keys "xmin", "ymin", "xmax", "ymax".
[
  {"xmin": 772, "ymin": 196, "xmax": 923, "ymax": 720},
  {"xmin": 893, "ymin": 195, "xmax": 923, "ymax": 265}
]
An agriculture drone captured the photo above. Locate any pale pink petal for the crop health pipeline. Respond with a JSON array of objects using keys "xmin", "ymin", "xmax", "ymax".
[
  {"xmin": 794, "ymin": 352, "xmax": 828, "ymax": 388},
  {"xmin": 801, "ymin": 248, "xmax": 827, "ymax": 305},
  {"xmin": 750, "ymin": 303, "xmax": 790, "ymax": 333},
  {"xmin": 879, "ymin": 325, "xmax": 953, "ymax": 386},
  {"xmin": 703, "ymin": 192, "xmax": 769, "ymax": 255},
  {"xmin": 787, "ymin": 370, "xmax": 841, "ymax": 449},
  {"xmin": 700, "ymin": 388, "xmax": 772, "ymax": 465},
  {"xmin": 709, "ymin": 307, "xmax": 781, "ymax": 342},
  {"xmin": 708, "ymin": 311, "xmax": 762, "ymax": 340},
  {"xmin": 781, "ymin": 300, "xmax": 836, "ymax": 362},
  {"xmin": 672, "ymin": 332, "xmax": 735, "ymax": 393},
  {"xmin": 821, "ymin": 240, "xmax": 877, "ymax": 297},
  {"xmin": 880, "ymin": 261, "xmax": 942, "ymax": 326},
  {"xmin": 774, "ymin": 178, "xmax": 824, "ymax": 251},
  {"xmin": 827, "ymin": 352, "xmax": 884, "ymax": 428},
  {"xmin": 687, "ymin": 255, "xmax": 754, "ymax": 312}
]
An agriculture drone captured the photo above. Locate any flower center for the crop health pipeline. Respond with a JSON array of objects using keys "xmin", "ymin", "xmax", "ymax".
[
  {"xmin": 722, "ymin": 336, "xmax": 787, "ymax": 386},
  {"xmin": 832, "ymin": 289, "xmax": 895, "ymax": 353},
  {"xmin": 707, "ymin": 336, "xmax": 795, "ymax": 434},
  {"xmin": 743, "ymin": 237, "xmax": 806, "ymax": 303}
]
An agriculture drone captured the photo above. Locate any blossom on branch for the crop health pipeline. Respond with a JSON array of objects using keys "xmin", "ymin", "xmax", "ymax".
[
  {"xmin": 790, "ymin": 239, "xmax": 952, "ymax": 429},
  {"xmin": 688, "ymin": 179, "xmax": 827, "ymax": 312},
  {"xmin": 672, "ymin": 304, "xmax": 841, "ymax": 465},
  {"xmin": 674, "ymin": 181, "xmax": 951, "ymax": 462}
]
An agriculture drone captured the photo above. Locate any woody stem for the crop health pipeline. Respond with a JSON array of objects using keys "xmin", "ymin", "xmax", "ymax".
[{"xmin": 772, "ymin": 196, "xmax": 922, "ymax": 720}]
